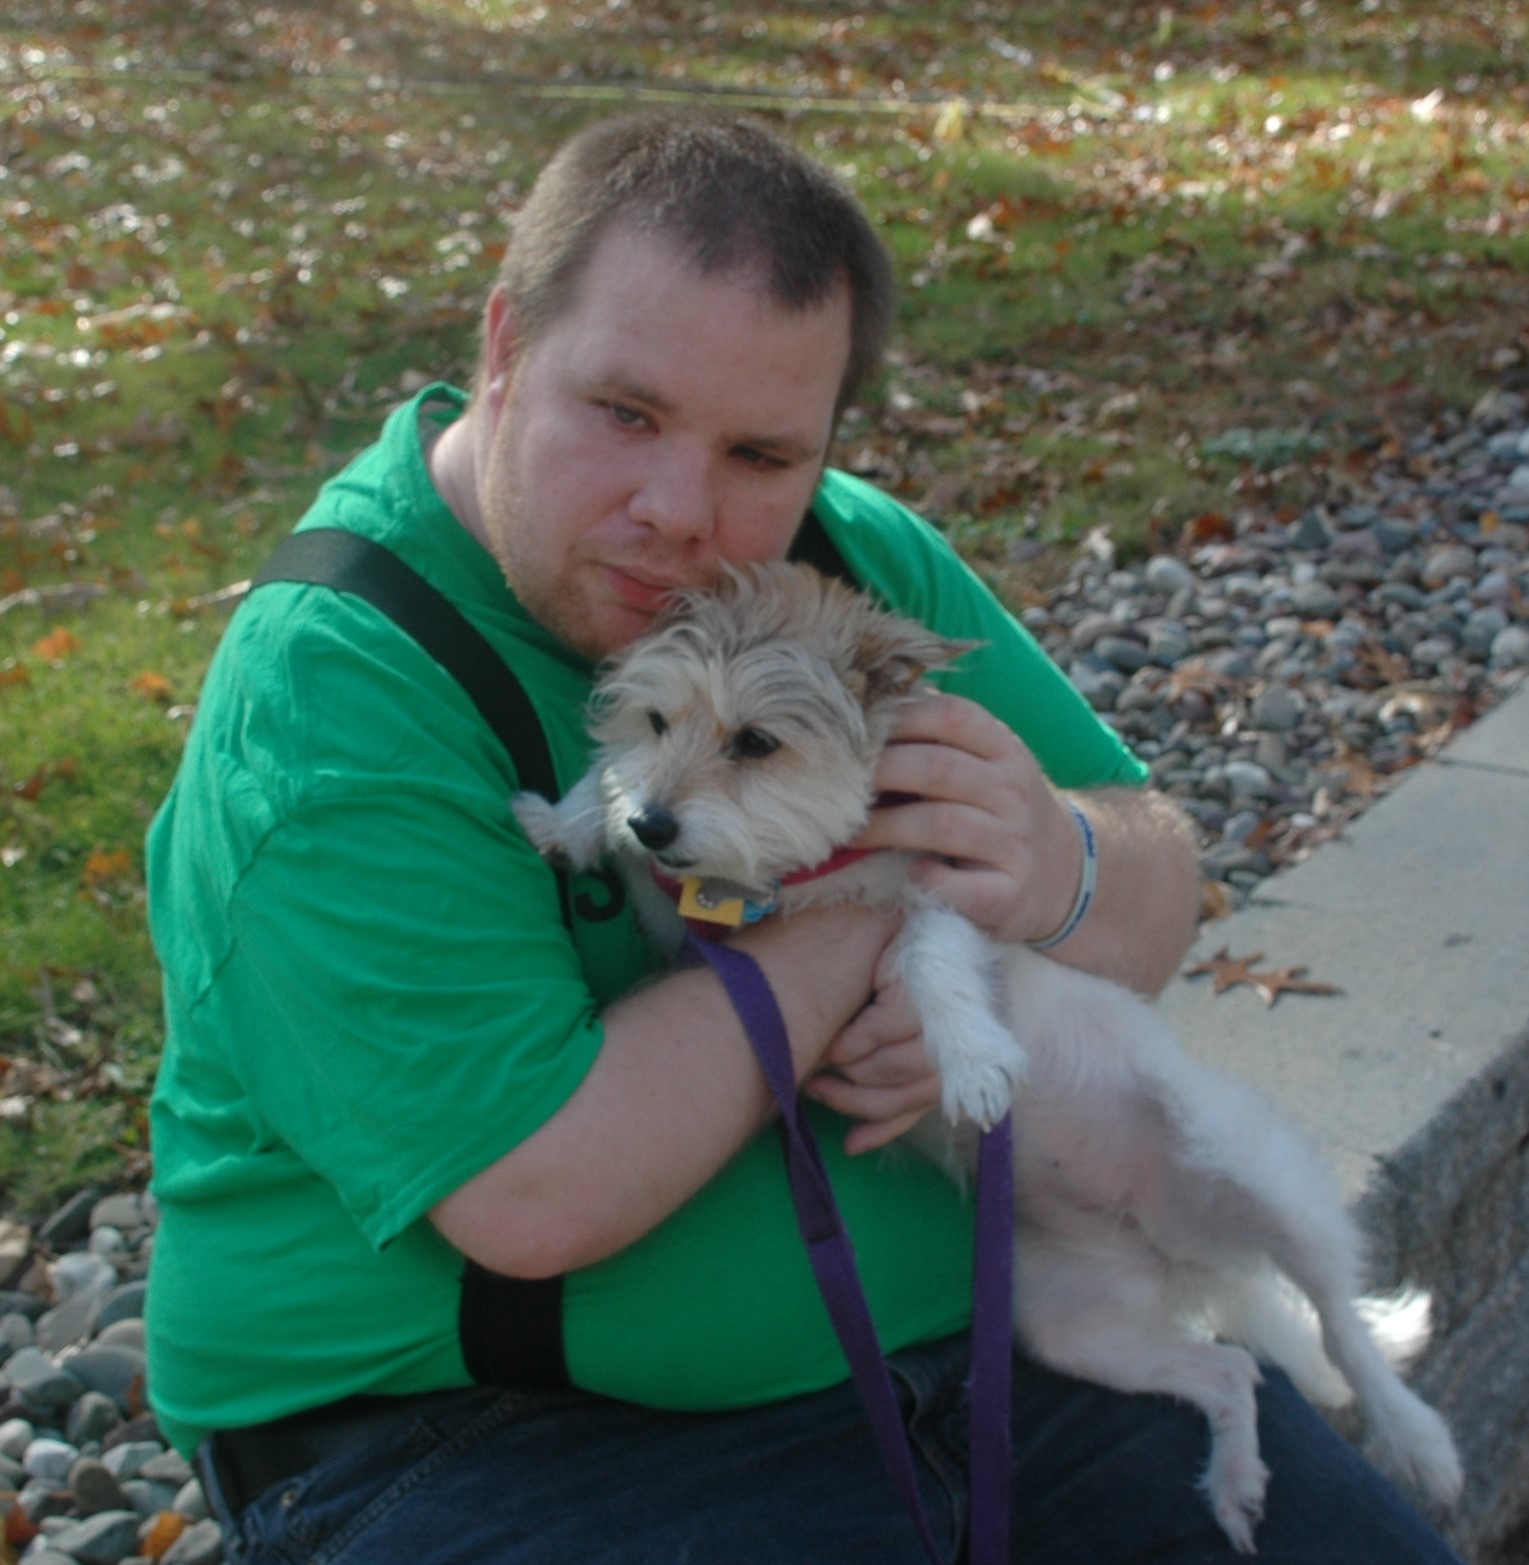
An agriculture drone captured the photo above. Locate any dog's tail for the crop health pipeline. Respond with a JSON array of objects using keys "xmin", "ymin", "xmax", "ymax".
[{"xmin": 1355, "ymin": 1285, "xmax": 1435, "ymax": 1372}]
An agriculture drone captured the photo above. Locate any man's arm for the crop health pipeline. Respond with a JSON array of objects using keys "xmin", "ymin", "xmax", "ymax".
[
  {"xmin": 430, "ymin": 899, "xmax": 898, "ymax": 1277},
  {"xmin": 1036, "ymin": 784, "xmax": 1200, "ymax": 996}
]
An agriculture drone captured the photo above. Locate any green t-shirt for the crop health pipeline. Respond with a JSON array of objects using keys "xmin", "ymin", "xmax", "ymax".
[{"xmin": 144, "ymin": 386, "xmax": 1146, "ymax": 1455}]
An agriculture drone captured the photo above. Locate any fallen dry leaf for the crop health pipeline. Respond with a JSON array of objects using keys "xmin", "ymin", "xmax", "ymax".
[
  {"xmin": 1183, "ymin": 947, "xmax": 1266, "ymax": 995},
  {"xmin": 30, "ymin": 628, "xmax": 81, "ymax": 660},
  {"xmin": 10, "ymin": 758, "xmax": 77, "ymax": 802},
  {"xmin": 129, "ymin": 671, "xmax": 175, "ymax": 703},
  {"xmin": 1247, "ymin": 967, "xmax": 1345, "ymax": 1008},
  {"xmin": 12, "ymin": 765, "xmax": 50, "ymax": 802},
  {"xmin": 1180, "ymin": 512, "xmax": 1235, "ymax": 546},
  {"xmin": 0, "ymin": 400, "xmax": 33, "ymax": 446},
  {"xmin": 1165, "ymin": 659, "xmax": 1236, "ymax": 705},
  {"xmin": 81, "ymin": 848, "xmax": 135, "ymax": 887},
  {"xmin": 142, "ymin": 1511, "xmax": 189, "ymax": 1561},
  {"xmin": 1331, "ymin": 744, "xmax": 1388, "ymax": 800},
  {"xmin": 1183, "ymin": 947, "xmax": 1344, "ymax": 1008}
]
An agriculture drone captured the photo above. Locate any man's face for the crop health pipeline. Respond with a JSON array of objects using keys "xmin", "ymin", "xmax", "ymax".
[{"xmin": 475, "ymin": 226, "xmax": 852, "ymax": 661}]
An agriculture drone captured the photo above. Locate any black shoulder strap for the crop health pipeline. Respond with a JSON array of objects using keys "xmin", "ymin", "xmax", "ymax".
[
  {"xmin": 789, "ymin": 507, "xmax": 856, "ymax": 586},
  {"xmin": 249, "ymin": 526, "xmax": 571, "ymax": 1391},
  {"xmin": 253, "ymin": 529, "xmax": 573, "ymax": 930},
  {"xmin": 254, "ymin": 528, "xmax": 562, "ymax": 807}
]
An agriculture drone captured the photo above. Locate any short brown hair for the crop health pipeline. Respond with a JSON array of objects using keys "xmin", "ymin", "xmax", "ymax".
[{"xmin": 492, "ymin": 112, "xmax": 894, "ymax": 418}]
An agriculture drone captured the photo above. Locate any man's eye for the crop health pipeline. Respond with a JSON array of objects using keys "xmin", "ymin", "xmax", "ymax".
[
  {"xmin": 607, "ymin": 403, "xmax": 647, "ymax": 429},
  {"xmin": 728, "ymin": 727, "xmax": 779, "ymax": 761},
  {"xmin": 647, "ymin": 710, "xmax": 668, "ymax": 736}
]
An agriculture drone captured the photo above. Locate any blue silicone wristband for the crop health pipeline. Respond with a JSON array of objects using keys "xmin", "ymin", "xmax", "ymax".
[{"xmin": 1027, "ymin": 802, "xmax": 1098, "ymax": 951}]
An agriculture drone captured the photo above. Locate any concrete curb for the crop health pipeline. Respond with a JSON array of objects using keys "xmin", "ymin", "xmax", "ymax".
[{"xmin": 1157, "ymin": 677, "xmax": 1529, "ymax": 1563}]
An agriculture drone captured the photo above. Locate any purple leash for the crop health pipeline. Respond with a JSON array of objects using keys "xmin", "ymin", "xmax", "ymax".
[{"xmin": 687, "ymin": 934, "xmax": 1014, "ymax": 1565}]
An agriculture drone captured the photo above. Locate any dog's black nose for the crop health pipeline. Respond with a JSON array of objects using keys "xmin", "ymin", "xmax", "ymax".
[{"xmin": 628, "ymin": 806, "xmax": 680, "ymax": 853}]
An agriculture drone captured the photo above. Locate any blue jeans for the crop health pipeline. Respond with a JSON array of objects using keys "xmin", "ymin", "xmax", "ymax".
[{"xmin": 202, "ymin": 1336, "xmax": 1463, "ymax": 1564}]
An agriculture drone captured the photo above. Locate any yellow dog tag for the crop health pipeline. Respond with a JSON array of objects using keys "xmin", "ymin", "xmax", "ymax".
[{"xmin": 677, "ymin": 877, "xmax": 748, "ymax": 928}]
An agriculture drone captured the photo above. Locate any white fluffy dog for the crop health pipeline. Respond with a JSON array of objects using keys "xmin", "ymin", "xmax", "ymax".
[{"xmin": 512, "ymin": 561, "xmax": 1463, "ymax": 1552}]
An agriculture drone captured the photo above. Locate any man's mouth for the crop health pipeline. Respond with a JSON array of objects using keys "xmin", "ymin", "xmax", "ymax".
[{"xmin": 602, "ymin": 566, "xmax": 691, "ymax": 616}]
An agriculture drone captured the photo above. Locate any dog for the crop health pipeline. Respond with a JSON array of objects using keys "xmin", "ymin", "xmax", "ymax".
[{"xmin": 512, "ymin": 560, "xmax": 1464, "ymax": 1552}]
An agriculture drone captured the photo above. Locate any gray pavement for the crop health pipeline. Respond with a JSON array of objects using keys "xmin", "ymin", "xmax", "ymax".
[
  {"xmin": 1155, "ymin": 677, "xmax": 1529, "ymax": 1561},
  {"xmin": 1158, "ymin": 675, "xmax": 1529, "ymax": 1202}
]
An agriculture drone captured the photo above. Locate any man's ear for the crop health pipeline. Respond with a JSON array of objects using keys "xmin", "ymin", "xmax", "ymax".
[{"xmin": 481, "ymin": 285, "xmax": 521, "ymax": 411}]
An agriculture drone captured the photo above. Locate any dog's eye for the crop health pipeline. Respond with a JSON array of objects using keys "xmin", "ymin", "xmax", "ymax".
[
  {"xmin": 647, "ymin": 710, "xmax": 668, "ymax": 736},
  {"xmin": 728, "ymin": 727, "xmax": 779, "ymax": 761}
]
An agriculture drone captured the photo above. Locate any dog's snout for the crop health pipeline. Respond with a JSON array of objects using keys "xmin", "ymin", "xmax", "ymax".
[{"xmin": 628, "ymin": 806, "xmax": 681, "ymax": 853}]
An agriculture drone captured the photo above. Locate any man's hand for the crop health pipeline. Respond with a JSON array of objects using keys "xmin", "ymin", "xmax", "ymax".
[
  {"xmin": 853, "ymin": 692, "xmax": 1082, "ymax": 946},
  {"xmin": 802, "ymin": 947, "xmax": 940, "ymax": 1154},
  {"xmin": 853, "ymin": 690, "xmax": 1201, "ymax": 997}
]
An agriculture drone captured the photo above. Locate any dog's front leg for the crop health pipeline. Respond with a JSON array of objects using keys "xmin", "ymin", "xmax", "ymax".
[
  {"xmin": 510, "ymin": 768, "xmax": 611, "ymax": 871},
  {"xmin": 894, "ymin": 898, "xmax": 1028, "ymax": 1128}
]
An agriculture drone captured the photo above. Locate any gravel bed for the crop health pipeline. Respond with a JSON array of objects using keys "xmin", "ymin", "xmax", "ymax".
[
  {"xmin": 0, "ymin": 1191, "xmax": 219, "ymax": 1563},
  {"xmin": 1019, "ymin": 387, "xmax": 1529, "ymax": 906}
]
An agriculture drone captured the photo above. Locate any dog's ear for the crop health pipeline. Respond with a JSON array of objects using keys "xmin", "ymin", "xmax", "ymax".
[{"xmin": 849, "ymin": 611, "xmax": 976, "ymax": 707}]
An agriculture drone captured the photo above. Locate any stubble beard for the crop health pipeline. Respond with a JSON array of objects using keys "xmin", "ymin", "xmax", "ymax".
[{"xmin": 477, "ymin": 441, "xmax": 615, "ymax": 665}]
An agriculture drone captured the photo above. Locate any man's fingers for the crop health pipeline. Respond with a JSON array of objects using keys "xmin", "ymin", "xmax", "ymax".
[
  {"xmin": 842, "ymin": 1109, "xmax": 929, "ymax": 1156},
  {"xmin": 884, "ymin": 691, "xmax": 1016, "ymax": 761},
  {"xmin": 802, "ymin": 1070, "xmax": 939, "ymax": 1127},
  {"xmin": 904, "ymin": 861, "xmax": 1014, "ymax": 927},
  {"xmin": 819, "ymin": 1033, "xmax": 931, "ymax": 1087},
  {"xmin": 823, "ymin": 980, "xmax": 921, "ymax": 1070},
  {"xmin": 854, "ymin": 795, "xmax": 1000, "ymax": 859}
]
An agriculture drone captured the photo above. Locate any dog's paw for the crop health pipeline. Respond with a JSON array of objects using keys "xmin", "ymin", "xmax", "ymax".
[
  {"xmin": 510, "ymin": 791, "xmax": 572, "ymax": 865},
  {"xmin": 1380, "ymin": 1395, "xmax": 1465, "ymax": 1507},
  {"xmin": 937, "ymin": 1035, "xmax": 1027, "ymax": 1130},
  {"xmin": 1203, "ymin": 1453, "xmax": 1269, "ymax": 1556}
]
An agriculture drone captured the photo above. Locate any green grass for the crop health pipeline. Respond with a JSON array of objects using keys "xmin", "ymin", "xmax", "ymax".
[{"xmin": 3, "ymin": 0, "xmax": 1529, "ymax": 1216}]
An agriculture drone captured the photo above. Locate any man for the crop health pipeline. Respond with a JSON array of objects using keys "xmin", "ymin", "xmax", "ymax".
[{"xmin": 145, "ymin": 113, "xmax": 1460, "ymax": 1563}]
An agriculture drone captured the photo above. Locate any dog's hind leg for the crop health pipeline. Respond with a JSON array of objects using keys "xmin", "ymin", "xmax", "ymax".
[
  {"xmin": 1016, "ymin": 1227, "xmax": 1269, "ymax": 1554},
  {"xmin": 1201, "ymin": 1267, "xmax": 1352, "ymax": 1409},
  {"xmin": 1151, "ymin": 1125, "xmax": 1463, "ymax": 1507},
  {"xmin": 1271, "ymin": 1249, "xmax": 1463, "ymax": 1506},
  {"xmin": 893, "ymin": 900, "xmax": 1027, "ymax": 1128}
]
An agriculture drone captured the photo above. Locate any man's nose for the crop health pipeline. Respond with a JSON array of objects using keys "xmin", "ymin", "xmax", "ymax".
[{"xmin": 628, "ymin": 443, "xmax": 716, "ymax": 543}]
